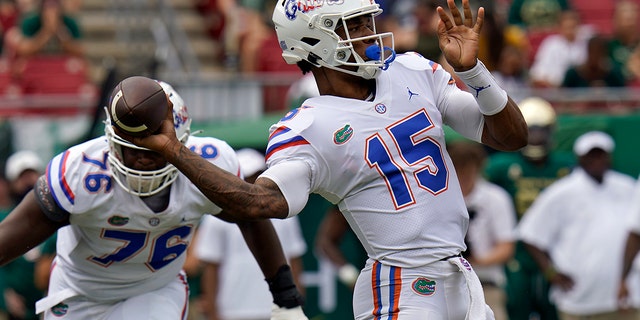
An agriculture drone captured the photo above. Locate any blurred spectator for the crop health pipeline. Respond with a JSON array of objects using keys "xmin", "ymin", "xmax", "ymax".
[
  {"xmin": 4, "ymin": 0, "xmax": 83, "ymax": 59},
  {"xmin": 518, "ymin": 131, "xmax": 640, "ymax": 320},
  {"xmin": 627, "ymin": 45, "xmax": 640, "ymax": 87},
  {"xmin": 529, "ymin": 10, "xmax": 593, "ymax": 88},
  {"xmin": 194, "ymin": 0, "xmax": 235, "ymax": 67},
  {"xmin": 411, "ymin": 0, "xmax": 440, "ymax": 61},
  {"xmin": 448, "ymin": 140, "xmax": 516, "ymax": 320},
  {"xmin": 0, "ymin": 150, "xmax": 47, "ymax": 320},
  {"xmin": 0, "ymin": 119, "xmax": 13, "ymax": 173},
  {"xmin": 561, "ymin": 35, "xmax": 626, "ymax": 88},
  {"xmin": 375, "ymin": 0, "xmax": 417, "ymax": 53},
  {"xmin": 608, "ymin": 1, "xmax": 640, "ymax": 82},
  {"xmin": 485, "ymin": 97, "xmax": 575, "ymax": 320},
  {"xmin": 5, "ymin": 150, "xmax": 41, "ymax": 203},
  {"xmin": 195, "ymin": 0, "xmax": 225, "ymax": 40},
  {"xmin": 194, "ymin": 148, "xmax": 307, "ymax": 320},
  {"xmin": 492, "ymin": 45, "xmax": 529, "ymax": 102},
  {"xmin": 0, "ymin": 0, "xmax": 18, "ymax": 55},
  {"xmin": 239, "ymin": 1, "xmax": 301, "ymax": 112},
  {"xmin": 4, "ymin": 0, "xmax": 88, "ymax": 83},
  {"xmin": 507, "ymin": 0, "xmax": 571, "ymax": 31},
  {"xmin": 477, "ymin": 8, "xmax": 506, "ymax": 71}
]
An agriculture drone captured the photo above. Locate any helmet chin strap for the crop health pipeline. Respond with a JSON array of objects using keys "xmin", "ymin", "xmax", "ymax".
[{"xmin": 359, "ymin": 66, "xmax": 380, "ymax": 80}]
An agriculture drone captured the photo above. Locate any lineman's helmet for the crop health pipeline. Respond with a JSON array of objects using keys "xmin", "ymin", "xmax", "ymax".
[{"xmin": 105, "ymin": 81, "xmax": 192, "ymax": 196}]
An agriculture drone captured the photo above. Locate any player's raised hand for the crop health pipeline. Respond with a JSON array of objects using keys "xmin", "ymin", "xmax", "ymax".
[
  {"xmin": 114, "ymin": 97, "xmax": 182, "ymax": 158},
  {"xmin": 436, "ymin": 0, "xmax": 484, "ymax": 72}
]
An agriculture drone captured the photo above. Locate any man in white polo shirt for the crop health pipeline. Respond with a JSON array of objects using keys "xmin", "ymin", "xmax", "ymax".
[{"xmin": 517, "ymin": 131, "xmax": 640, "ymax": 320}]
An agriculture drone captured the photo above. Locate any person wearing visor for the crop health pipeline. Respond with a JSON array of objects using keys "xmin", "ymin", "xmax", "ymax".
[
  {"xmin": 119, "ymin": 0, "xmax": 528, "ymax": 319},
  {"xmin": 485, "ymin": 96, "xmax": 575, "ymax": 320},
  {"xmin": 0, "ymin": 81, "xmax": 306, "ymax": 320}
]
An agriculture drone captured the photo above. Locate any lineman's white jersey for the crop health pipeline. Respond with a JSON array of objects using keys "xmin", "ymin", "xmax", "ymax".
[
  {"xmin": 265, "ymin": 53, "xmax": 484, "ymax": 268},
  {"xmin": 45, "ymin": 135, "xmax": 239, "ymax": 301}
]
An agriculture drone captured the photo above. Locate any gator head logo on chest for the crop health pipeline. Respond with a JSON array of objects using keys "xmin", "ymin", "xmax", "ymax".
[
  {"xmin": 412, "ymin": 277, "xmax": 437, "ymax": 296},
  {"xmin": 108, "ymin": 215, "xmax": 130, "ymax": 226},
  {"xmin": 334, "ymin": 124, "xmax": 353, "ymax": 145}
]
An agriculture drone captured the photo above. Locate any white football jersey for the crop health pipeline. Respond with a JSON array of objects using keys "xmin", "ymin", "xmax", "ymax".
[
  {"xmin": 45, "ymin": 135, "xmax": 239, "ymax": 301},
  {"xmin": 266, "ymin": 53, "xmax": 480, "ymax": 267}
]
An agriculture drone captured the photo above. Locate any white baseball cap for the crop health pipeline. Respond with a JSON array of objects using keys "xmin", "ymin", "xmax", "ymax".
[
  {"xmin": 573, "ymin": 131, "xmax": 615, "ymax": 156},
  {"xmin": 236, "ymin": 148, "xmax": 266, "ymax": 178},
  {"xmin": 5, "ymin": 150, "xmax": 44, "ymax": 181}
]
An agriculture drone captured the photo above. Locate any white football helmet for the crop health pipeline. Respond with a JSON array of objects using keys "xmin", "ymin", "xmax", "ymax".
[
  {"xmin": 104, "ymin": 80, "xmax": 192, "ymax": 197},
  {"xmin": 272, "ymin": 0, "xmax": 396, "ymax": 79}
]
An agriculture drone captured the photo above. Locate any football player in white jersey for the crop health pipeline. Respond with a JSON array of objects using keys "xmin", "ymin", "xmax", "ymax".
[
  {"xmin": 0, "ymin": 81, "xmax": 307, "ymax": 320},
  {"xmin": 119, "ymin": 0, "xmax": 528, "ymax": 319}
]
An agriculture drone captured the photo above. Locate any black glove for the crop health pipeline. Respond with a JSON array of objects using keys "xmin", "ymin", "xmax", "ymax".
[{"xmin": 266, "ymin": 265, "xmax": 305, "ymax": 309}]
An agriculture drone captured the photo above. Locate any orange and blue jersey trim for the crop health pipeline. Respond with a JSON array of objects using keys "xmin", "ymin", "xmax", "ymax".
[
  {"xmin": 265, "ymin": 136, "xmax": 310, "ymax": 161},
  {"xmin": 268, "ymin": 126, "xmax": 291, "ymax": 140},
  {"xmin": 266, "ymin": 127, "xmax": 310, "ymax": 161},
  {"xmin": 371, "ymin": 261, "xmax": 402, "ymax": 320},
  {"xmin": 49, "ymin": 151, "xmax": 75, "ymax": 205},
  {"xmin": 427, "ymin": 60, "xmax": 439, "ymax": 73},
  {"xmin": 178, "ymin": 272, "xmax": 189, "ymax": 320}
]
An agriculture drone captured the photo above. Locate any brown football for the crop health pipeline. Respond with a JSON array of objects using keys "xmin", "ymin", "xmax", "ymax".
[{"xmin": 108, "ymin": 76, "xmax": 168, "ymax": 137}]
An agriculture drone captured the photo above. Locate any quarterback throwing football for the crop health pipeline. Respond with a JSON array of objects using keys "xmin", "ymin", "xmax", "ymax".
[{"xmin": 122, "ymin": 0, "xmax": 528, "ymax": 319}]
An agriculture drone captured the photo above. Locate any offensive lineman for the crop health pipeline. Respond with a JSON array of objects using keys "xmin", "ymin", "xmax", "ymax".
[
  {"xmin": 0, "ymin": 81, "xmax": 306, "ymax": 319},
  {"xmin": 120, "ymin": 0, "xmax": 528, "ymax": 319}
]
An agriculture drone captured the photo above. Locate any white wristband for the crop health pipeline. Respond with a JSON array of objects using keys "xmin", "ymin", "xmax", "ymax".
[
  {"xmin": 455, "ymin": 60, "xmax": 508, "ymax": 116},
  {"xmin": 338, "ymin": 264, "xmax": 359, "ymax": 287}
]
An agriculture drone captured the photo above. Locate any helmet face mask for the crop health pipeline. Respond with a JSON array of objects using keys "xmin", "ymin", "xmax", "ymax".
[
  {"xmin": 273, "ymin": 0, "xmax": 396, "ymax": 79},
  {"xmin": 104, "ymin": 81, "xmax": 191, "ymax": 197}
]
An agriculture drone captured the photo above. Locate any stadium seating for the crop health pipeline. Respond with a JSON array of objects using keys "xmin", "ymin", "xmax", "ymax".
[
  {"xmin": 0, "ymin": 55, "xmax": 97, "ymax": 117},
  {"xmin": 571, "ymin": 0, "xmax": 616, "ymax": 35}
]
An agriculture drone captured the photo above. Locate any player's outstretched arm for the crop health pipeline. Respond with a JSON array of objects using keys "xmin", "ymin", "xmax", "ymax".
[
  {"xmin": 0, "ymin": 191, "xmax": 67, "ymax": 266},
  {"xmin": 437, "ymin": 0, "xmax": 527, "ymax": 151},
  {"xmin": 116, "ymin": 109, "xmax": 290, "ymax": 221},
  {"xmin": 480, "ymin": 97, "xmax": 528, "ymax": 151}
]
